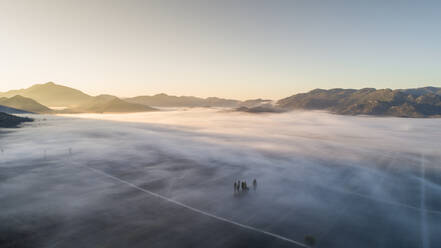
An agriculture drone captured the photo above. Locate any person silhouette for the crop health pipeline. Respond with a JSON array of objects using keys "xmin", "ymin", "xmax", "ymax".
[
  {"xmin": 253, "ymin": 179, "xmax": 257, "ymax": 190},
  {"xmin": 242, "ymin": 181, "xmax": 248, "ymax": 191}
]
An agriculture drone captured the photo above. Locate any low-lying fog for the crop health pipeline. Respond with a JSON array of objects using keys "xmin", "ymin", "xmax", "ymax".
[{"xmin": 1, "ymin": 109, "xmax": 440, "ymax": 248}]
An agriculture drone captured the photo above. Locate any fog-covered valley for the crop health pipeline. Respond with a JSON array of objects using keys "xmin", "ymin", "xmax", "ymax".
[{"xmin": 1, "ymin": 109, "xmax": 440, "ymax": 248}]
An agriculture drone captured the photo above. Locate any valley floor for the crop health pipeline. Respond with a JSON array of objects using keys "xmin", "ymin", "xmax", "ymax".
[{"xmin": 1, "ymin": 110, "xmax": 441, "ymax": 248}]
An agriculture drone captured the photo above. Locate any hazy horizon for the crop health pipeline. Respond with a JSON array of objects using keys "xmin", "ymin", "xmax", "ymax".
[
  {"xmin": 3, "ymin": 81, "xmax": 441, "ymax": 101},
  {"xmin": 2, "ymin": 0, "xmax": 441, "ymax": 99}
]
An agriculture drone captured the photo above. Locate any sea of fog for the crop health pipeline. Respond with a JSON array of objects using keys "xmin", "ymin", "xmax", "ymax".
[{"xmin": 1, "ymin": 109, "xmax": 440, "ymax": 248}]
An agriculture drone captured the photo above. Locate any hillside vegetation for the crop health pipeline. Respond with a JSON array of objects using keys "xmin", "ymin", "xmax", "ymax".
[
  {"xmin": 277, "ymin": 87, "xmax": 441, "ymax": 117},
  {"xmin": 0, "ymin": 112, "xmax": 33, "ymax": 128}
]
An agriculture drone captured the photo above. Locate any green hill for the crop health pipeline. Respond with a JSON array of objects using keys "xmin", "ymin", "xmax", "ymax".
[
  {"xmin": 0, "ymin": 95, "xmax": 52, "ymax": 114},
  {"xmin": 0, "ymin": 82, "xmax": 92, "ymax": 107}
]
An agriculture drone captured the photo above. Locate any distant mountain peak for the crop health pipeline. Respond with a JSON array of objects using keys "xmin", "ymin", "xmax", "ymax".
[
  {"xmin": 1, "ymin": 82, "xmax": 92, "ymax": 107},
  {"xmin": 9, "ymin": 95, "xmax": 27, "ymax": 100},
  {"xmin": 29, "ymin": 81, "xmax": 57, "ymax": 89},
  {"xmin": 95, "ymin": 94, "xmax": 118, "ymax": 100}
]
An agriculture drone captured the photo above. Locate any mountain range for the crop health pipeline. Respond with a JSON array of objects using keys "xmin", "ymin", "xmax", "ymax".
[
  {"xmin": 68, "ymin": 95, "xmax": 156, "ymax": 113},
  {"xmin": 0, "ymin": 82, "xmax": 271, "ymax": 113},
  {"xmin": 0, "ymin": 82, "xmax": 92, "ymax": 107},
  {"xmin": 0, "ymin": 83, "xmax": 157, "ymax": 114},
  {"xmin": 277, "ymin": 87, "xmax": 441, "ymax": 117},
  {"xmin": 124, "ymin": 94, "xmax": 271, "ymax": 108},
  {"xmin": 2, "ymin": 82, "xmax": 441, "ymax": 117}
]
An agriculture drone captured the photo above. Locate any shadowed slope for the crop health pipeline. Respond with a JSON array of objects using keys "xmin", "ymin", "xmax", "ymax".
[
  {"xmin": 0, "ymin": 105, "xmax": 32, "ymax": 114},
  {"xmin": 0, "ymin": 95, "xmax": 52, "ymax": 114},
  {"xmin": 0, "ymin": 112, "xmax": 33, "ymax": 128}
]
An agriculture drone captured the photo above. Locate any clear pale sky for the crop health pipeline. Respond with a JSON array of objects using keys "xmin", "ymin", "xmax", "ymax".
[{"xmin": 1, "ymin": 0, "xmax": 440, "ymax": 100}]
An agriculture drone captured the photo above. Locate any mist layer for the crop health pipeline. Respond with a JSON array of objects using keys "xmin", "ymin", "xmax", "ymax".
[{"xmin": 1, "ymin": 110, "xmax": 440, "ymax": 247}]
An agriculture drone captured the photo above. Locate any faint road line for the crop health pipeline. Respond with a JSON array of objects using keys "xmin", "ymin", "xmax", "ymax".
[
  {"xmin": 420, "ymin": 154, "xmax": 430, "ymax": 248},
  {"xmin": 85, "ymin": 165, "xmax": 308, "ymax": 247}
]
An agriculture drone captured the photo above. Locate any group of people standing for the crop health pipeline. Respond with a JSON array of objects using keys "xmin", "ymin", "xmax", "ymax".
[{"xmin": 234, "ymin": 179, "xmax": 257, "ymax": 192}]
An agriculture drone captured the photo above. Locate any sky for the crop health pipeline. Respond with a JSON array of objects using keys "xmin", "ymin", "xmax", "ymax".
[{"xmin": 0, "ymin": 0, "xmax": 440, "ymax": 100}]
